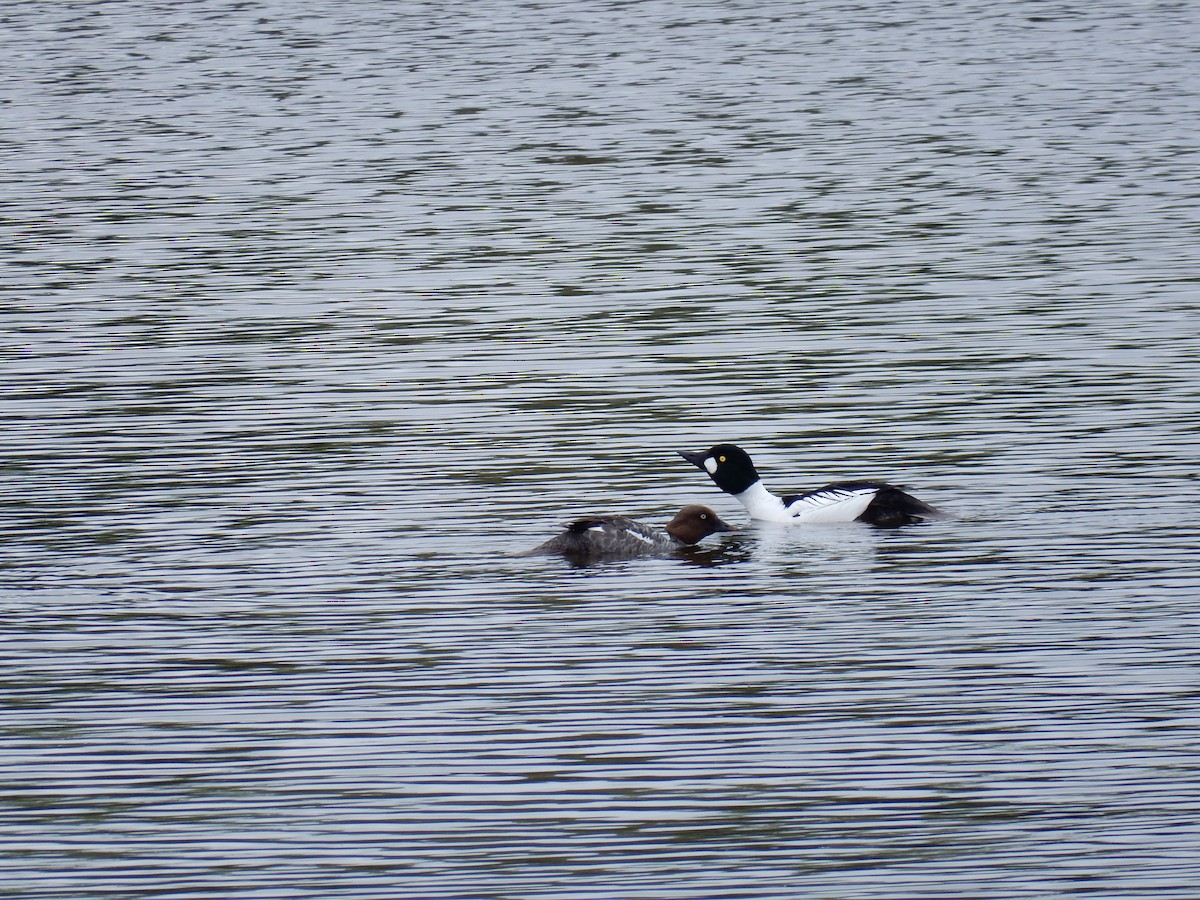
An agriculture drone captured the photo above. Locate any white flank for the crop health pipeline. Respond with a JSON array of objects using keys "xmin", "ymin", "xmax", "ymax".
[
  {"xmin": 785, "ymin": 488, "xmax": 877, "ymax": 524},
  {"xmin": 735, "ymin": 481, "xmax": 877, "ymax": 524}
]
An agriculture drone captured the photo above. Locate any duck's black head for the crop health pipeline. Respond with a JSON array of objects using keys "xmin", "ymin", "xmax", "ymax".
[{"xmin": 678, "ymin": 443, "xmax": 760, "ymax": 495}]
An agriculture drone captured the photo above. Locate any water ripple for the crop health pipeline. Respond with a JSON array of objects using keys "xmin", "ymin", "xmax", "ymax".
[{"xmin": 4, "ymin": 0, "xmax": 1200, "ymax": 897}]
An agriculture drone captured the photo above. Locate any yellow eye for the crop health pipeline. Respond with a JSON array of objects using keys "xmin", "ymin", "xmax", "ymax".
[
  {"xmin": 700, "ymin": 513, "xmax": 708, "ymax": 519},
  {"xmin": 718, "ymin": 455, "xmax": 726, "ymax": 463}
]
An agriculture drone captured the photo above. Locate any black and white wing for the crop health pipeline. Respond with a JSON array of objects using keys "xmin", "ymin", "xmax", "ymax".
[
  {"xmin": 779, "ymin": 482, "xmax": 883, "ymax": 524},
  {"xmin": 781, "ymin": 481, "xmax": 941, "ymax": 527}
]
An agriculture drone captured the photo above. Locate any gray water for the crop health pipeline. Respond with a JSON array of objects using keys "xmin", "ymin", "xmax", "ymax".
[{"xmin": 3, "ymin": 0, "xmax": 1200, "ymax": 897}]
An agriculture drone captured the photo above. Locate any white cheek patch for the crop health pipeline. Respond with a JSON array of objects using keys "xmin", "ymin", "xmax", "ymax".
[{"xmin": 703, "ymin": 457, "xmax": 719, "ymax": 475}]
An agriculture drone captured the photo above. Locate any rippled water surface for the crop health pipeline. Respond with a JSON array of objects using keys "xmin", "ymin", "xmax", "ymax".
[{"xmin": 4, "ymin": 0, "xmax": 1200, "ymax": 897}]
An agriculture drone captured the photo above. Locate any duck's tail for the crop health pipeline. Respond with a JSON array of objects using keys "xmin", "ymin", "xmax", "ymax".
[{"xmin": 858, "ymin": 487, "xmax": 949, "ymax": 528}]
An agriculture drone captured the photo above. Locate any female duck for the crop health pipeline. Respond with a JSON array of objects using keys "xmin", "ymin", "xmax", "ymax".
[{"xmin": 519, "ymin": 504, "xmax": 735, "ymax": 561}]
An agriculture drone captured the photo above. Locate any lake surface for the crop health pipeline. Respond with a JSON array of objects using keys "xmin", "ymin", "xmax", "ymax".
[{"xmin": 3, "ymin": 0, "xmax": 1200, "ymax": 897}]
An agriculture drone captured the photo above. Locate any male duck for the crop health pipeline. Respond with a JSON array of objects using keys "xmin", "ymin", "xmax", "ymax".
[
  {"xmin": 679, "ymin": 443, "xmax": 942, "ymax": 528},
  {"xmin": 518, "ymin": 505, "xmax": 735, "ymax": 562}
]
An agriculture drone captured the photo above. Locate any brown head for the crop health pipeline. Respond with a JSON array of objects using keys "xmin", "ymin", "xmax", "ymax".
[{"xmin": 664, "ymin": 504, "xmax": 736, "ymax": 545}]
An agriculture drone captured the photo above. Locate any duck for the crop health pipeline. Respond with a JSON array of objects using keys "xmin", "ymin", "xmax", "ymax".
[
  {"xmin": 679, "ymin": 443, "xmax": 942, "ymax": 528},
  {"xmin": 517, "ymin": 504, "xmax": 735, "ymax": 562}
]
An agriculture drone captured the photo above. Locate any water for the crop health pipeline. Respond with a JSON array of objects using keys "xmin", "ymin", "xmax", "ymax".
[{"xmin": 3, "ymin": 0, "xmax": 1200, "ymax": 896}]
